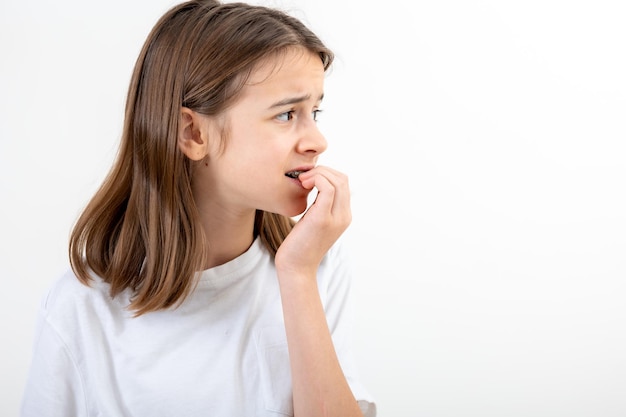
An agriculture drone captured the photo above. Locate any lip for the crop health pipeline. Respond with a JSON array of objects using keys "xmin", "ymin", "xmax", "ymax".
[{"xmin": 284, "ymin": 165, "xmax": 314, "ymax": 179}]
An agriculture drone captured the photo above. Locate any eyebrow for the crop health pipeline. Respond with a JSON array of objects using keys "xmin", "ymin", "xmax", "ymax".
[{"xmin": 268, "ymin": 93, "xmax": 324, "ymax": 109}]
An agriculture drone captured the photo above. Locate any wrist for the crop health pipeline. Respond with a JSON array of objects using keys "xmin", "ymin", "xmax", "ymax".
[{"xmin": 275, "ymin": 268, "xmax": 318, "ymax": 292}]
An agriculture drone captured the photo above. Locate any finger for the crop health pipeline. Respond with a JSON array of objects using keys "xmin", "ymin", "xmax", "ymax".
[
  {"xmin": 299, "ymin": 166, "xmax": 345, "ymax": 191},
  {"xmin": 301, "ymin": 167, "xmax": 350, "ymax": 216},
  {"xmin": 303, "ymin": 173, "xmax": 335, "ymax": 216}
]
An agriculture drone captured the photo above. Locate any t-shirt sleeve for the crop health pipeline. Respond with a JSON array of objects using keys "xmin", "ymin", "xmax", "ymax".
[
  {"xmin": 319, "ymin": 240, "xmax": 377, "ymax": 417},
  {"xmin": 20, "ymin": 295, "xmax": 88, "ymax": 417}
]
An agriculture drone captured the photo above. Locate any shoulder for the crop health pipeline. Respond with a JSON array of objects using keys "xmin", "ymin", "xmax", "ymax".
[
  {"xmin": 320, "ymin": 236, "xmax": 353, "ymax": 272},
  {"xmin": 316, "ymin": 236, "xmax": 354, "ymax": 292},
  {"xmin": 40, "ymin": 268, "xmax": 127, "ymax": 324},
  {"xmin": 42, "ymin": 269, "xmax": 96, "ymax": 309}
]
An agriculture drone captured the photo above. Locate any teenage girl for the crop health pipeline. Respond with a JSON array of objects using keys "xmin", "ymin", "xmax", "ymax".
[{"xmin": 21, "ymin": 1, "xmax": 376, "ymax": 416}]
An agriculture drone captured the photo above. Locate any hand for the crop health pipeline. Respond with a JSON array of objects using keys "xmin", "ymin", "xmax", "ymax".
[{"xmin": 275, "ymin": 166, "xmax": 352, "ymax": 276}]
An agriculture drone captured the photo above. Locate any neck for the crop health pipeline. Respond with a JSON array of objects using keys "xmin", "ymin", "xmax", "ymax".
[{"xmin": 198, "ymin": 206, "xmax": 257, "ymax": 270}]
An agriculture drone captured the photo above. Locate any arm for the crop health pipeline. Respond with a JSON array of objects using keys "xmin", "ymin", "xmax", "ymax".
[{"xmin": 275, "ymin": 166, "xmax": 363, "ymax": 417}]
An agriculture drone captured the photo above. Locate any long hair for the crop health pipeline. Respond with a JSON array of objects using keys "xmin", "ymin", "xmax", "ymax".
[{"xmin": 69, "ymin": 0, "xmax": 334, "ymax": 315}]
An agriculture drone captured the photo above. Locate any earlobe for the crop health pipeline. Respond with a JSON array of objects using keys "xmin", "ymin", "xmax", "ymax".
[{"xmin": 178, "ymin": 107, "xmax": 208, "ymax": 161}]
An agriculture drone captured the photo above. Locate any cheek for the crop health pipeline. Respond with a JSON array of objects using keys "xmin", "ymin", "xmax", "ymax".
[
  {"xmin": 217, "ymin": 146, "xmax": 274, "ymax": 184},
  {"xmin": 222, "ymin": 122, "xmax": 293, "ymax": 177}
]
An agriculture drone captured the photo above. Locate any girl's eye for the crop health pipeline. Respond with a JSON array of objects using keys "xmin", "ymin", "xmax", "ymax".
[
  {"xmin": 276, "ymin": 111, "xmax": 294, "ymax": 122},
  {"xmin": 276, "ymin": 109, "xmax": 323, "ymax": 122}
]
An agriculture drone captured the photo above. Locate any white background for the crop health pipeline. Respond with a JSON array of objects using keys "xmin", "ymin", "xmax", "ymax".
[{"xmin": 1, "ymin": 0, "xmax": 625, "ymax": 416}]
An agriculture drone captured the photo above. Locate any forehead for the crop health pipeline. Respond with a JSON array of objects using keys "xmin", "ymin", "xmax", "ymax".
[{"xmin": 239, "ymin": 47, "xmax": 325, "ymax": 97}]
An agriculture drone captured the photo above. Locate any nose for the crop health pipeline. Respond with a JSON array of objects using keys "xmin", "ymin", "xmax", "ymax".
[{"xmin": 296, "ymin": 118, "xmax": 328, "ymax": 155}]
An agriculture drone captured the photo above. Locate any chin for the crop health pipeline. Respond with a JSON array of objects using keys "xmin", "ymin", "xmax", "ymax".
[
  {"xmin": 284, "ymin": 203, "xmax": 308, "ymax": 218},
  {"xmin": 276, "ymin": 197, "xmax": 309, "ymax": 218}
]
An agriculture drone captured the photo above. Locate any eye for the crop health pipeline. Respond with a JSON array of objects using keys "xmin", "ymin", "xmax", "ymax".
[
  {"xmin": 276, "ymin": 111, "xmax": 295, "ymax": 122},
  {"xmin": 312, "ymin": 109, "xmax": 323, "ymax": 122}
]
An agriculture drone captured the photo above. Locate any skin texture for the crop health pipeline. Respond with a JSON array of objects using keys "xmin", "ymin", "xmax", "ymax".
[{"xmin": 178, "ymin": 47, "xmax": 362, "ymax": 416}]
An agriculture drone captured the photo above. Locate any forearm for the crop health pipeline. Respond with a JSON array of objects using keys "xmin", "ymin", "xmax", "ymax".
[{"xmin": 278, "ymin": 273, "xmax": 362, "ymax": 417}]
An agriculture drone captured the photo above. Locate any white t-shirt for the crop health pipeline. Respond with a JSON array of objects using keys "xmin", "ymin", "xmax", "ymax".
[{"xmin": 21, "ymin": 237, "xmax": 376, "ymax": 417}]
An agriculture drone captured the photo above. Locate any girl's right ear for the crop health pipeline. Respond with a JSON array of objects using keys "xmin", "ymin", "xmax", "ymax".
[{"xmin": 178, "ymin": 107, "xmax": 209, "ymax": 161}]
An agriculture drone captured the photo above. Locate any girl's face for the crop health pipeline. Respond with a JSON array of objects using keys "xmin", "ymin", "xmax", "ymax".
[{"xmin": 196, "ymin": 47, "xmax": 327, "ymax": 217}]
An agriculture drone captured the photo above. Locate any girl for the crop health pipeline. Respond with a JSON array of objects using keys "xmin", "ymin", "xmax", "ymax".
[{"xmin": 20, "ymin": 1, "xmax": 376, "ymax": 416}]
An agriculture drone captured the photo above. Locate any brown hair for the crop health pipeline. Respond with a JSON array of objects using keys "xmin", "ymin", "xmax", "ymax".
[{"xmin": 69, "ymin": 0, "xmax": 334, "ymax": 316}]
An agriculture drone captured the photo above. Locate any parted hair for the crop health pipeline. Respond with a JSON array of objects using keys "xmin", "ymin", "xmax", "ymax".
[{"xmin": 69, "ymin": 0, "xmax": 334, "ymax": 316}]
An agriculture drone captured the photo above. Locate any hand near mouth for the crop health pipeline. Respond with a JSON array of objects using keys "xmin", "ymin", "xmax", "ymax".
[{"xmin": 275, "ymin": 165, "xmax": 352, "ymax": 277}]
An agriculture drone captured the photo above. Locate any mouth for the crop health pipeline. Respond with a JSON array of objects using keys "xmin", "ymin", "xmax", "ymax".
[
  {"xmin": 285, "ymin": 170, "xmax": 305, "ymax": 179},
  {"xmin": 284, "ymin": 168, "xmax": 311, "ymax": 179}
]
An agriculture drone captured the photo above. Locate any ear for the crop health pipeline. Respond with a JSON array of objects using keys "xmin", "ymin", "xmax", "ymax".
[{"xmin": 178, "ymin": 107, "xmax": 209, "ymax": 161}]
